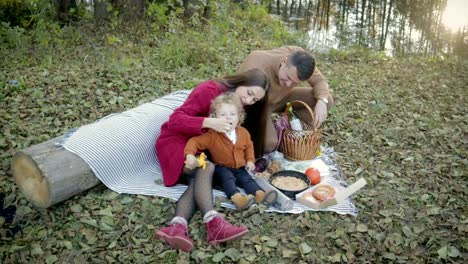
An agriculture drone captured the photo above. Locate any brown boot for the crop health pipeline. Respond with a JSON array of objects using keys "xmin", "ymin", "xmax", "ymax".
[
  {"xmin": 255, "ymin": 190, "xmax": 278, "ymax": 206},
  {"xmin": 231, "ymin": 193, "xmax": 255, "ymax": 211}
]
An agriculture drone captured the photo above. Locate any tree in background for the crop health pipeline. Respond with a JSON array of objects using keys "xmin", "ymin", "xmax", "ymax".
[
  {"xmin": 0, "ymin": 0, "xmax": 34, "ymax": 28},
  {"xmin": 94, "ymin": 0, "xmax": 145, "ymax": 21},
  {"xmin": 55, "ymin": 0, "xmax": 77, "ymax": 23},
  {"xmin": 1, "ymin": 0, "xmax": 467, "ymax": 58},
  {"xmin": 453, "ymin": 27, "xmax": 468, "ymax": 58},
  {"xmin": 270, "ymin": 0, "xmax": 467, "ymax": 57}
]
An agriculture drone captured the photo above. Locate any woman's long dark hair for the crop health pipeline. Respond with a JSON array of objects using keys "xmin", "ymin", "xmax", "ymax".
[
  {"xmin": 244, "ymin": 94, "xmax": 269, "ymax": 158},
  {"xmin": 220, "ymin": 68, "xmax": 270, "ymax": 93},
  {"xmin": 219, "ymin": 68, "xmax": 270, "ymax": 158}
]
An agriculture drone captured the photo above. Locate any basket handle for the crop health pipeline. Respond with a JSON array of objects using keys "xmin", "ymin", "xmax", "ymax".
[{"xmin": 289, "ymin": 100, "xmax": 316, "ymax": 127}]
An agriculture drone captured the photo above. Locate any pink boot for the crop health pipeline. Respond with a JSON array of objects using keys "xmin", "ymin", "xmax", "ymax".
[
  {"xmin": 154, "ymin": 223, "xmax": 194, "ymax": 252},
  {"xmin": 205, "ymin": 216, "xmax": 249, "ymax": 245}
]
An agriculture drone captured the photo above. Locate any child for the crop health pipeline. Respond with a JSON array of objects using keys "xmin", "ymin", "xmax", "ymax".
[{"xmin": 184, "ymin": 93, "xmax": 278, "ymax": 211}]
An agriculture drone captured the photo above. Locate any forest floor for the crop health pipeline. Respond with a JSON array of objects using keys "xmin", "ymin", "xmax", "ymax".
[{"xmin": 1, "ymin": 14, "xmax": 467, "ymax": 264}]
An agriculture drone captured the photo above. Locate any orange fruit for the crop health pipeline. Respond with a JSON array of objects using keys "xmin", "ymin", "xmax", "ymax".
[{"xmin": 305, "ymin": 168, "xmax": 321, "ymax": 185}]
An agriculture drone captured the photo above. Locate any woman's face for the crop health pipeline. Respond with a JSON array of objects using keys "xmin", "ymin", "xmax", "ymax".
[{"xmin": 235, "ymin": 85, "xmax": 266, "ymax": 106}]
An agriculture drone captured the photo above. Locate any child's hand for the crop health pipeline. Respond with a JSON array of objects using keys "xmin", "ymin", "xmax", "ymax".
[
  {"xmin": 185, "ymin": 154, "xmax": 199, "ymax": 170},
  {"xmin": 246, "ymin": 161, "xmax": 256, "ymax": 172}
]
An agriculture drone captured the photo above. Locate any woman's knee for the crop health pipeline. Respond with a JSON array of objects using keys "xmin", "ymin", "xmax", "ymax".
[
  {"xmin": 195, "ymin": 161, "xmax": 215, "ymax": 182},
  {"xmin": 204, "ymin": 161, "xmax": 215, "ymax": 174},
  {"xmin": 182, "ymin": 166, "xmax": 196, "ymax": 175},
  {"xmin": 264, "ymin": 136, "xmax": 278, "ymax": 153}
]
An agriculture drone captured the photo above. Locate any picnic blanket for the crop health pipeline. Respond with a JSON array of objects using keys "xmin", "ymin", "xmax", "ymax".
[{"xmin": 62, "ymin": 90, "xmax": 358, "ymax": 216}]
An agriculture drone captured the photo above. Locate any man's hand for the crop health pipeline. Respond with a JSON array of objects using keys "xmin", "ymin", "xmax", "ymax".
[
  {"xmin": 184, "ymin": 154, "xmax": 199, "ymax": 170},
  {"xmin": 246, "ymin": 161, "xmax": 256, "ymax": 172},
  {"xmin": 314, "ymin": 100, "xmax": 328, "ymax": 128}
]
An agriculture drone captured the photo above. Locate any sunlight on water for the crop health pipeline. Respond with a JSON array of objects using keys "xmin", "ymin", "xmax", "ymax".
[{"xmin": 442, "ymin": 0, "xmax": 468, "ymax": 32}]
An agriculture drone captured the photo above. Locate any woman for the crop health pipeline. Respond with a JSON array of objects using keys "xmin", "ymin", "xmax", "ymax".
[{"xmin": 155, "ymin": 68, "xmax": 269, "ymax": 252}]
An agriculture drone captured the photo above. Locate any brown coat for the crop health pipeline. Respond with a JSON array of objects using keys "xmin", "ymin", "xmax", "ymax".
[
  {"xmin": 238, "ymin": 46, "xmax": 333, "ymax": 110},
  {"xmin": 184, "ymin": 127, "xmax": 255, "ymax": 169}
]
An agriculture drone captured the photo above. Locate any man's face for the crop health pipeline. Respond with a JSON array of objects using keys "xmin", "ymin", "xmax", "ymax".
[{"xmin": 278, "ymin": 61, "xmax": 301, "ymax": 89}]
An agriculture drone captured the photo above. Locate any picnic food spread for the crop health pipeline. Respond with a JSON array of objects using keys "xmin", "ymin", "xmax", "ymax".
[
  {"xmin": 252, "ymin": 150, "xmax": 367, "ymax": 210},
  {"xmin": 271, "ymin": 176, "xmax": 308, "ymax": 191},
  {"xmin": 285, "ymin": 102, "xmax": 303, "ymax": 131},
  {"xmin": 305, "ymin": 167, "xmax": 321, "ymax": 185},
  {"xmin": 311, "ymin": 184, "xmax": 336, "ymax": 201},
  {"xmin": 268, "ymin": 160, "xmax": 281, "ymax": 173}
]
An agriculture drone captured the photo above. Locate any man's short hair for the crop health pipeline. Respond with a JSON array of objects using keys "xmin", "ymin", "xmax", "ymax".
[{"xmin": 287, "ymin": 51, "xmax": 315, "ymax": 81}]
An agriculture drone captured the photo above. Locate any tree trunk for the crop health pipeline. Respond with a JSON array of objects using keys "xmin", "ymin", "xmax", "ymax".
[
  {"xmin": 290, "ymin": 0, "xmax": 295, "ymax": 17},
  {"xmin": 320, "ymin": 0, "xmax": 326, "ymax": 30},
  {"xmin": 371, "ymin": 2, "xmax": 376, "ymax": 48},
  {"xmin": 313, "ymin": 0, "xmax": 320, "ymax": 30},
  {"xmin": 11, "ymin": 136, "xmax": 101, "ymax": 208},
  {"xmin": 345, "ymin": 0, "xmax": 349, "ymax": 25},
  {"xmin": 94, "ymin": 0, "xmax": 110, "ymax": 21},
  {"xmin": 399, "ymin": 14, "xmax": 406, "ymax": 55},
  {"xmin": 325, "ymin": 0, "xmax": 330, "ymax": 31},
  {"xmin": 355, "ymin": 0, "xmax": 359, "ymax": 41},
  {"xmin": 297, "ymin": 0, "xmax": 302, "ymax": 16},
  {"xmin": 407, "ymin": 26, "xmax": 413, "ymax": 53},
  {"xmin": 379, "ymin": 0, "xmax": 387, "ymax": 51},
  {"xmin": 339, "ymin": 0, "xmax": 346, "ymax": 43},
  {"xmin": 117, "ymin": 0, "xmax": 145, "ymax": 21},
  {"xmin": 382, "ymin": 0, "xmax": 393, "ymax": 52},
  {"xmin": 183, "ymin": 0, "xmax": 199, "ymax": 18},
  {"xmin": 434, "ymin": 0, "xmax": 444, "ymax": 55},
  {"xmin": 203, "ymin": 0, "xmax": 212, "ymax": 19},
  {"xmin": 305, "ymin": 0, "xmax": 313, "ymax": 29},
  {"xmin": 277, "ymin": 0, "xmax": 281, "ymax": 15},
  {"xmin": 359, "ymin": 0, "xmax": 366, "ymax": 45},
  {"xmin": 55, "ymin": 0, "xmax": 77, "ymax": 23}
]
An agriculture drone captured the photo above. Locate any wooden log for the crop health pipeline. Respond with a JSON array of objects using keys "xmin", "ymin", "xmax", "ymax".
[{"xmin": 11, "ymin": 135, "xmax": 101, "ymax": 208}]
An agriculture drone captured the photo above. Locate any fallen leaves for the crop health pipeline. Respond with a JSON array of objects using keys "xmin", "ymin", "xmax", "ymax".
[
  {"xmin": 1, "ymin": 29, "xmax": 467, "ymax": 263},
  {"xmin": 438, "ymin": 245, "xmax": 461, "ymax": 259}
]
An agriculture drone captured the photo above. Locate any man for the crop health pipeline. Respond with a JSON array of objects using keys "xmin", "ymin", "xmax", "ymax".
[{"xmin": 239, "ymin": 46, "xmax": 334, "ymax": 153}]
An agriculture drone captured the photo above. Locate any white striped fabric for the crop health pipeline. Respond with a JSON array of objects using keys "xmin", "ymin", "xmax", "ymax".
[{"xmin": 62, "ymin": 90, "xmax": 358, "ymax": 216}]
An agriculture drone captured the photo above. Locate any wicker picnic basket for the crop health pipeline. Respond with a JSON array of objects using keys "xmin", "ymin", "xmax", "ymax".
[{"xmin": 279, "ymin": 100, "xmax": 320, "ymax": 161}]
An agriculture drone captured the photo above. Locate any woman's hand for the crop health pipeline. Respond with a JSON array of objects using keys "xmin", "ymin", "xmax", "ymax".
[
  {"xmin": 203, "ymin": 117, "xmax": 233, "ymax": 133},
  {"xmin": 246, "ymin": 161, "xmax": 256, "ymax": 172},
  {"xmin": 184, "ymin": 154, "xmax": 199, "ymax": 170}
]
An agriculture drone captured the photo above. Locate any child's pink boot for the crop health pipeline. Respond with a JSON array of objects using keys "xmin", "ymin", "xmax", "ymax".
[
  {"xmin": 154, "ymin": 223, "xmax": 194, "ymax": 252},
  {"xmin": 205, "ymin": 216, "xmax": 248, "ymax": 245}
]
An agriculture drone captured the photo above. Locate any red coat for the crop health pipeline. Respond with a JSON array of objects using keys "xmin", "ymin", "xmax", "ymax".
[{"xmin": 156, "ymin": 80, "xmax": 224, "ymax": 186}]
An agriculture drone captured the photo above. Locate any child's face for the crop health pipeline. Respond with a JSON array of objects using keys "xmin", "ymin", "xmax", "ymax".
[{"xmin": 215, "ymin": 103, "xmax": 239, "ymax": 129}]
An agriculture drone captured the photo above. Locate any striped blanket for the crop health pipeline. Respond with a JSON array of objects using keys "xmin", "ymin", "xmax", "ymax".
[{"xmin": 62, "ymin": 90, "xmax": 358, "ymax": 216}]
